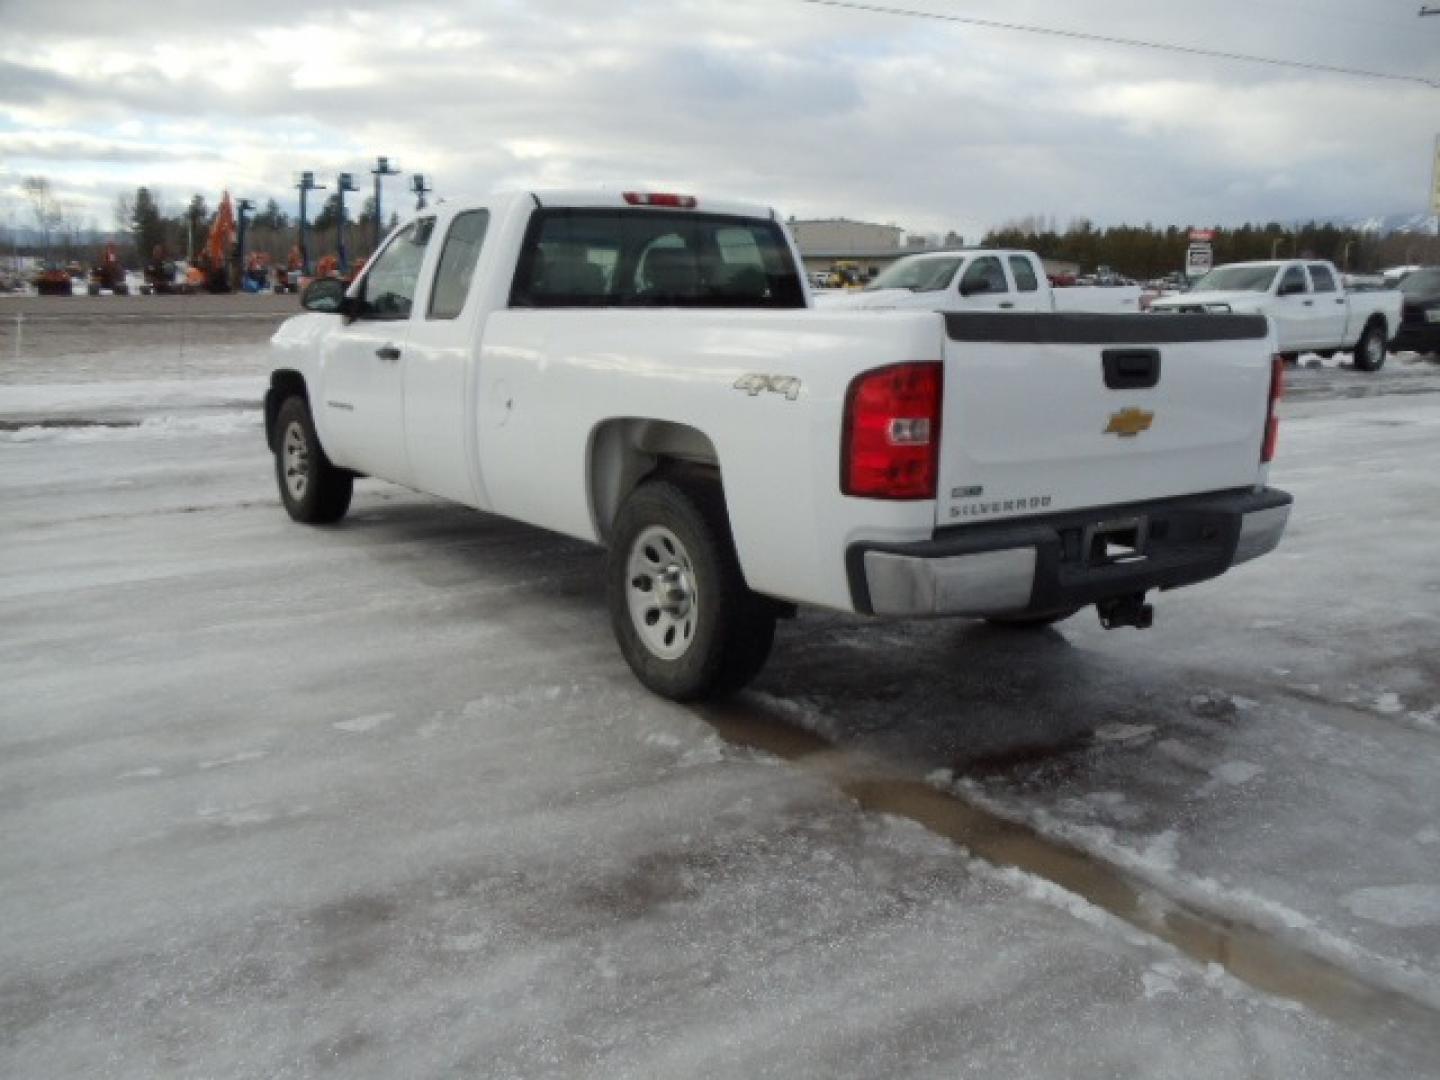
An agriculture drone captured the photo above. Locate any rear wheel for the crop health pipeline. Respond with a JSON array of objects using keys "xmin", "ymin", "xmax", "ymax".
[
  {"xmin": 607, "ymin": 478, "xmax": 776, "ymax": 701},
  {"xmin": 1352, "ymin": 321, "xmax": 1387, "ymax": 372},
  {"xmin": 274, "ymin": 396, "xmax": 352, "ymax": 524}
]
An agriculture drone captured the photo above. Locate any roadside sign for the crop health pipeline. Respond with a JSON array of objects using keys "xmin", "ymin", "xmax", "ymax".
[
  {"xmin": 1431, "ymin": 135, "xmax": 1440, "ymax": 216},
  {"xmin": 1188, "ymin": 228, "xmax": 1214, "ymax": 242},
  {"xmin": 1185, "ymin": 243, "xmax": 1213, "ymax": 280}
]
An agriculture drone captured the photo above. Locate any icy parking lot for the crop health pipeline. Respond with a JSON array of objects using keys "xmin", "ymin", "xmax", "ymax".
[{"xmin": 3, "ymin": 343, "xmax": 1440, "ymax": 1078}]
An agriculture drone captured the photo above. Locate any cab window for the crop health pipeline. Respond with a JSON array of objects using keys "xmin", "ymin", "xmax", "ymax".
[
  {"xmin": 1308, "ymin": 264, "xmax": 1337, "ymax": 293},
  {"xmin": 429, "ymin": 210, "xmax": 490, "ymax": 319},
  {"xmin": 1278, "ymin": 265, "xmax": 1308, "ymax": 295},
  {"xmin": 960, "ymin": 256, "xmax": 1008, "ymax": 295},
  {"xmin": 358, "ymin": 217, "xmax": 434, "ymax": 319}
]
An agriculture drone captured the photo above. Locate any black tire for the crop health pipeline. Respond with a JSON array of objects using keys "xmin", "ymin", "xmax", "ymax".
[
  {"xmin": 607, "ymin": 478, "xmax": 776, "ymax": 701},
  {"xmin": 1352, "ymin": 321, "xmax": 1387, "ymax": 372},
  {"xmin": 985, "ymin": 607, "xmax": 1080, "ymax": 629},
  {"xmin": 273, "ymin": 395, "xmax": 352, "ymax": 524},
  {"xmin": 1279, "ymin": 352, "xmax": 1300, "ymax": 364},
  {"xmin": 1316, "ymin": 349, "xmax": 1335, "ymax": 359}
]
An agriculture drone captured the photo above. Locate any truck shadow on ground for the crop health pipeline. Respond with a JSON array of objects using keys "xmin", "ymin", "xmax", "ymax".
[{"xmin": 341, "ymin": 491, "xmax": 1178, "ymax": 780}]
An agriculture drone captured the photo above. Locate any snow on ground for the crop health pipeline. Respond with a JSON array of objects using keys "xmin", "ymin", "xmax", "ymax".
[{"xmin": 2, "ymin": 343, "xmax": 1439, "ymax": 1077}]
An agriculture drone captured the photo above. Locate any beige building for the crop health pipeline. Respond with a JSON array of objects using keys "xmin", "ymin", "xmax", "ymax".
[
  {"xmin": 788, "ymin": 217, "xmax": 964, "ymax": 280},
  {"xmin": 787, "ymin": 218, "xmax": 904, "ymax": 255}
]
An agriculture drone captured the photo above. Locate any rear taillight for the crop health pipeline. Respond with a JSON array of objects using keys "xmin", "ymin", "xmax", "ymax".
[
  {"xmin": 1262, "ymin": 353, "xmax": 1284, "ymax": 463},
  {"xmin": 842, "ymin": 362, "xmax": 943, "ymax": 499},
  {"xmin": 622, "ymin": 192, "xmax": 697, "ymax": 208}
]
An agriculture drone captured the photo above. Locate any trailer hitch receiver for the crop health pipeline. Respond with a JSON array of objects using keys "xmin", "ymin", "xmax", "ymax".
[{"xmin": 1097, "ymin": 594, "xmax": 1153, "ymax": 630}]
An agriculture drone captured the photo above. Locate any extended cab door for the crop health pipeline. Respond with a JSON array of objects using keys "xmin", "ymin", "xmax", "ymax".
[
  {"xmin": 956, "ymin": 254, "xmax": 1014, "ymax": 311},
  {"xmin": 1005, "ymin": 253, "xmax": 1049, "ymax": 312},
  {"xmin": 1306, "ymin": 263, "xmax": 1347, "ymax": 346},
  {"xmin": 402, "ymin": 208, "xmax": 493, "ymax": 506},
  {"xmin": 318, "ymin": 217, "xmax": 435, "ymax": 486},
  {"xmin": 1270, "ymin": 263, "xmax": 1320, "ymax": 351}
]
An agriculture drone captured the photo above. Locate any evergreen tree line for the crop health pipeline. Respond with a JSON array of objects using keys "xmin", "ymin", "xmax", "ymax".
[
  {"xmin": 114, "ymin": 185, "xmax": 400, "ymax": 268},
  {"xmin": 981, "ymin": 217, "xmax": 1440, "ymax": 280}
]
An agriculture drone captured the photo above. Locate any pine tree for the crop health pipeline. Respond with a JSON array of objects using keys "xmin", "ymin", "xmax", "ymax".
[{"xmin": 131, "ymin": 187, "xmax": 166, "ymax": 259}]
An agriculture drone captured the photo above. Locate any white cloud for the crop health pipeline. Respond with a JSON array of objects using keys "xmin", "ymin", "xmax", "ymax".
[{"xmin": 0, "ymin": 0, "xmax": 1435, "ymax": 235}]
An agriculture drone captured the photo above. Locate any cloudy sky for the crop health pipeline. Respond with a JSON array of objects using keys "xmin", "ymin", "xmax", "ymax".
[{"xmin": 1, "ymin": 0, "xmax": 1436, "ymax": 240}]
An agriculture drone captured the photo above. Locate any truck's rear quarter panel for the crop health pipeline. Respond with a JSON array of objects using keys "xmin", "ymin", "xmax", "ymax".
[{"xmin": 474, "ymin": 309, "xmax": 946, "ymax": 609}]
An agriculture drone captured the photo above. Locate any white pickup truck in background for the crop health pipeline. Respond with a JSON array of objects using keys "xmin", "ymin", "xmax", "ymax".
[
  {"xmin": 266, "ymin": 190, "xmax": 1291, "ymax": 700},
  {"xmin": 1149, "ymin": 259, "xmax": 1404, "ymax": 371},
  {"xmin": 816, "ymin": 249, "xmax": 1142, "ymax": 315}
]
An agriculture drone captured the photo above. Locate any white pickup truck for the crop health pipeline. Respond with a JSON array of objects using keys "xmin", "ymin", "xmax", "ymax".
[
  {"xmin": 1149, "ymin": 259, "xmax": 1404, "ymax": 371},
  {"xmin": 266, "ymin": 190, "xmax": 1291, "ymax": 701},
  {"xmin": 817, "ymin": 249, "xmax": 1142, "ymax": 315}
]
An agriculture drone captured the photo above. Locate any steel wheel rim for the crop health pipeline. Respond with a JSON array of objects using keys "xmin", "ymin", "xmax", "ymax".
[
  {"xmin": 283, "ymin": 420, "xmax": 310, "ymax": 501},
  {"xmin": 626, "ymin": 525, "xmax": 698, "ymax": 660},
  {"xmin": 1364, "ymin": 332, "xmax": 1382, "ymax": 365}
]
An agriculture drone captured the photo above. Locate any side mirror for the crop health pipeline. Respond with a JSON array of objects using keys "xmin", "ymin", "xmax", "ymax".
[
  {"xmin": 960, "ymin": 277, "xmax": 988, "ymax": 297},
  {"xmin": 1277, "ymin": 280, "xmax": 1305, "ymax": 297},
  {"xmin": 301, "ymin": 277, "xmax": 348, "ymax": 313}
]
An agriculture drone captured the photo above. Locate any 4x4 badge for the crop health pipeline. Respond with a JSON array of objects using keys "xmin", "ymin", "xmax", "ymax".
[{"xmin": 1105, "ymin": 407, "xmax": 1154, "ymax": 437}]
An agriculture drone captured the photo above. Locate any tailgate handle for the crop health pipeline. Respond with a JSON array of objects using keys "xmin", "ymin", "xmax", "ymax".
[{"xmin": 1103, "ymin": 348, "xmax": 1161, "ymax": 390}]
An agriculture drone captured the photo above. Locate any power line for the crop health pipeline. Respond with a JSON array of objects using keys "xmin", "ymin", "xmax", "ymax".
[{"xmin": 796, "ymin": 0, "xmax": 1440, "ymax": 88}]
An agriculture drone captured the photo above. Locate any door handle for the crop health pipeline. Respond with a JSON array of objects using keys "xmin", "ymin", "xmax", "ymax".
[
  {"xmin": 999, "ymin": 301, "xmax": 1014, "ymax": 309},
  {"xmin": 376, "ymin": 344, "xmax": 401, "ymax": 361},
  {"xmin": 1336, "ymin": 299, "xmax": 1345, "ymax": 305},
  {"xmin": 1302, "ymin": 300, "xmax": 1313, "ymax": 306}
]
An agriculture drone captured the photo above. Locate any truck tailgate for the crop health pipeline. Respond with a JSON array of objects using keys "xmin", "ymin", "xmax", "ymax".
[{"xmin": 937, "ymin": 312, "xmax": 1274, "ymax": 526}]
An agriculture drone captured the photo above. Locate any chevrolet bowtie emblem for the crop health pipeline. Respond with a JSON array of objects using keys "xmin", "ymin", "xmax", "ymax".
[{"xmin": 1105, "ymin": 408, "xmax": 1154, "ymax": 437}]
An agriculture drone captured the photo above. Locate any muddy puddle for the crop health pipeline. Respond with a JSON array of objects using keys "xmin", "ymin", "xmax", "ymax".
[{"xmin": 697, "ymin": 699, "xmax": 1440, "ymax": 1053}]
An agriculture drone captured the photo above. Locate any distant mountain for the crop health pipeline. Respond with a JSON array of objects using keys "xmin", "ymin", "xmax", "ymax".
[{"xmin": 1341, "ymin": 212, "xmax": 1439, "ymax": 236}]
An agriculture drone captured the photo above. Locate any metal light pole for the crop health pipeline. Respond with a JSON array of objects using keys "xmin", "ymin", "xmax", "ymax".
[
  {"xmin": 296, "ymin": 171, "xmax": 324, "ymax": 276},
  {"xmin": 336, "ymin": 172, "xmax": 359, "ymax": 273},
  {"xmin": 236, "ymin": 197, "xmax": 254, "ymax": 287},
  {"xmin": 371, "ymin": 156, "xmax": 400, "ymax": 252},
  {"xmin": 411, "ymin": 173, "xmax": 432, "ymax": 211}
]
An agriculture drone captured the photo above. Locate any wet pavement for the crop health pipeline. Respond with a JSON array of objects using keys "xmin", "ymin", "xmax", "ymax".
[{"xmin": 2, "ymin": 345, "xmax": 1439, "ymax": 1077}]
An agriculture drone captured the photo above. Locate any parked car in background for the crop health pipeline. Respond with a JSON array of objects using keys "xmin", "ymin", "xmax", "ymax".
[
  {"xmin": 1149, "ymin": 259, "xmax": 1403, "ymax": 371},
  {"xmin": 1382, "ymin": 265, "xmax": 1422, "ymax": 287},
  {"xmin": 816, "ymin": 250, "xmax": 1142, "ymax": 314},
  {"xmin": 1392, "ymin": 266, "xmax": 1440, "ymax": 356}
]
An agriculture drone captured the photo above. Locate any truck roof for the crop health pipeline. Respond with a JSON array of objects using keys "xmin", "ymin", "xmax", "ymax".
[
  {"xmin": 412, "ymin": 189, "xmax": 782, "ymax": 225},
  {"xmin": 529, "ymin": 189, "xmax": 778, "ymax": 221}
]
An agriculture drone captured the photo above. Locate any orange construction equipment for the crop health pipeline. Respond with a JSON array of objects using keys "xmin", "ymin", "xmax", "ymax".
[{"xmin": 197, "ymin": 191, "xmax": 237, "ymax": 293}]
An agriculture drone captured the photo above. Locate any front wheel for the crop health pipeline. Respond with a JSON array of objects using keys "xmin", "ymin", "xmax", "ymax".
[
  {"xmin": 607, "ymin": 478, "xmax": 776, "ymax": 701},
  {"xmin": 273, "ymin": 396, "xmax": 353, "ymax": 524},
  {"xmin": 1352, "ymin": 322, "xmax": 1387, "ymax": 372}
]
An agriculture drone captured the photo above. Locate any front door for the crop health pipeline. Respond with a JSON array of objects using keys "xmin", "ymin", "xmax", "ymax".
[
  {"xmin": 403, "ymin": 208, "xmax": 493, "ymax": 506},
  {"xmin": 957, "ymin": 255, "xmax": 1013, "ymax": 311},
  {"xmin": 1270, "ymin": 264, "xmax": 1316, "ymax": 352},
  {"xmin": 316, "ymin": 217, "xmax": 435, "ymax": 486}
]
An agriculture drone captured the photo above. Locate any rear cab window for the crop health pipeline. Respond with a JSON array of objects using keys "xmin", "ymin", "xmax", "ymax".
[
  {"xmin": 509, "ymin": 209, "xmax": 804, "ymax": 308},
  {"xmin": 1007, "ymin": 255, "xmax": 1039, "ymax": 292}
]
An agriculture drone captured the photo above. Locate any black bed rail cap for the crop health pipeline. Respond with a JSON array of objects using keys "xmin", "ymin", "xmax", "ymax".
[{"xmin": 944, "ymin": 311, "xmax": 1269, "ymax": 344}]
